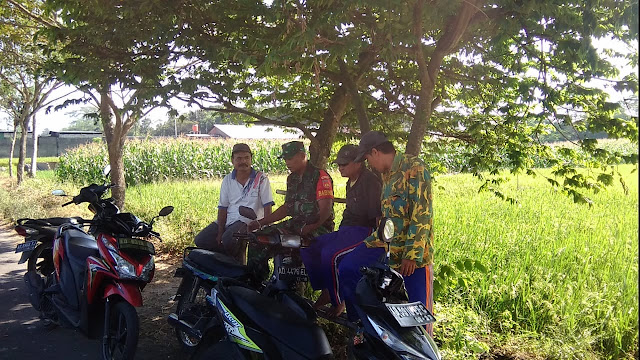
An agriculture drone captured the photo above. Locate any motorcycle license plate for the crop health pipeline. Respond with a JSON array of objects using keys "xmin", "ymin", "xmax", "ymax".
[
  {"xmin": 385, "ymin": 302, "xmax": 435, "ymax": 328},
  {"xmin": 15, "ymin": 240, "xmax": 37, "ymax": 253},
  {"xmin": 118, "ymin": 238, "xmax": 155, "ymax": 254},
  {"xmin": 277, "ymin": 266, "xmax": 309, "ymax": 282}
]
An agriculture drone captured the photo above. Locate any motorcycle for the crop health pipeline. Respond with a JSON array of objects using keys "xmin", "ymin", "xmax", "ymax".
[
  {"xmin": 321, "ymin": 219, "xmax": 442, "ymax": 360},
  {"xmin": 168, "ymin": 206, "xmax": 316, "ymax": 353},
  {"xmin": 21, "ymin": 165, "xmax": 173, "ymax": 360}
]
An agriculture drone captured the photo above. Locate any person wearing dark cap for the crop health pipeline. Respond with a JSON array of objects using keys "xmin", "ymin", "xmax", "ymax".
[
  {"xmin": 300, "ymin": 144, "xmax": 382, "ymax": 317},
  {"xmin": 194, "ymin": 143, "xmax": 275, "ymax": 264},
  {"xmin": 247, "ymin": 140, "xmax": 334, "ymax": 238},
  {"xmin": 338, "ymin": 131, "xmax": 435, "ymax": 336}
]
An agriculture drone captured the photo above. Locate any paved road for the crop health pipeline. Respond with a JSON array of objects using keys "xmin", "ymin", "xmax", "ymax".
[{"xmin": 0, "ymin": 224, "xmax": 99, "ymax": 360}]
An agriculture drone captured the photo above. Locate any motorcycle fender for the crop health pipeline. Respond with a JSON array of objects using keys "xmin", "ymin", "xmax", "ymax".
[{"xmin": 104, "ymin": 283, "xmax": 143, "ymax": 307}]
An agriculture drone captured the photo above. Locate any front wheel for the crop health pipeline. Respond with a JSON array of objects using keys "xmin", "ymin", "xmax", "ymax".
[
  {"xmin": 102, "ymin": 301, "xmax": 139, "ymax": 360},
  {"xmin": 174, "ymin": 280, "xmax": 214, "ymax": 352}
]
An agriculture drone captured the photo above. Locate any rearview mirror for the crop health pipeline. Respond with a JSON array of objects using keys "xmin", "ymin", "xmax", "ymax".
[
  {"xmin": 239, "ymin": 206, "xmax": 257, "ymax": 220},
  {"xmin": 51, "ymin": 190, "xmax": 66, "ymax": 196},
  {"xmin": 159, "ymin": 206, "xmax": 174, "ymax": 217},
  {"xmin": 378, "ymin": 218, "xmax": 395, "ymax": 244},
  {"xmin": 103, "ymin": 164, "xmax": 111, "ymax": 177}
]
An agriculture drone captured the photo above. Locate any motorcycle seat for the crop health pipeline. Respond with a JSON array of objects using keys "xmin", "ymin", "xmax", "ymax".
[
  {"xmin": 226, "ymin": 285, "xmax": 333, "ymax": 358},
  {"xmin": 63, "ymin": 228, "xmax": 99, "ymax": 262},
  {"xmin": 185, "ymin": 249, "xmax": 248, "ymax": 278}
]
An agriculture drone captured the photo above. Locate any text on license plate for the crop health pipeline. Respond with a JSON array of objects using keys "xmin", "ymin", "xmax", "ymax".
[
  {"xmin": 15, "ymin": 240, "xmax": 37, "ymax": 253},
  {"xmin": 385, "ymin": 301, "xmax": 436, "ymax": 327}
]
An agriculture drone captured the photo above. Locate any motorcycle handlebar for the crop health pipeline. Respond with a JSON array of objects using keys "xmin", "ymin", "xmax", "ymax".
[{"xmin": 62, "ymin": 200, "xmax": 75, "ymax": 207}]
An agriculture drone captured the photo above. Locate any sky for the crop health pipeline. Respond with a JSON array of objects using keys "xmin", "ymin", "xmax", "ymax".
[{"xmin": 0, "ymin": 36, "xmax": 636, "ymax": 135}]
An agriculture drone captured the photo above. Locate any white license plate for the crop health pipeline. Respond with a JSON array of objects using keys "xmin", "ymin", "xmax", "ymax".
[
  {"xmin": 15, "ymin": 240, "xmax": 37, "ymax": 253},
  {"xmin": 386, "ymin": 302, "xmax": 435, "ymax": 327}
]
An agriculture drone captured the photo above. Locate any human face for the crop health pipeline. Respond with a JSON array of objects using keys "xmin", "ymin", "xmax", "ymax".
[
  {"xmin": 284, "ymin": 152, "xmax": 306, "ymax": 174},
  {"xmin": 338, "ymin": 161, "xmax": 361, "ymax": 179},
  {"xmin": 232, "ymin": 151, "xmax": 252, "ymax": 172},
  {"xmin": 364, "ymin": 149, "xmax": 385, "ymax": 173}
]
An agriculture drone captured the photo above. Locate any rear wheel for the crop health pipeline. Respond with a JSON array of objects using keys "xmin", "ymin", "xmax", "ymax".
[
  {"xmin": 102, "ymin": 301, "xmax": 139, "ymax": 360},
  {"xmin": 174, "ymin": 279, "xmax": 214, "ymax": 352},
  {"xmin": 27, "ymin": 243, "xmax": 54, "ymax": 277}
]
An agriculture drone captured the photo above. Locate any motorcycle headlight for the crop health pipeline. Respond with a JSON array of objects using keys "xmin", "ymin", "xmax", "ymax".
[
  {"xmin": 140, "ymin": 256, "xmax": 154, "ymax": 282},
  {"xmin": 110, "ymin": 251, "xmax": 138, "ymax": 279},
  {"xmin": 367, "ymin": 316, "xmax": 441, "ymax": 360}
]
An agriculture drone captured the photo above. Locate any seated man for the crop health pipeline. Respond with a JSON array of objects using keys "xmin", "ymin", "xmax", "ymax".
[
  {"xmin": 300, "ymin": 144, "xmax": 382, "ymax": 317},
  {"xmin": 194, "ymin": 143, "xmax": 275, "ymax": 264},
  {"xmin": 247, "ymin": 140, "xmax": 334, "ymax": 237}
]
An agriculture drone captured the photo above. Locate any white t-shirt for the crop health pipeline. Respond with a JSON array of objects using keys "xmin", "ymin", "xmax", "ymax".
[{"xmin": 218, "ymin": 169, "xmax": 275, "ymax": 226}]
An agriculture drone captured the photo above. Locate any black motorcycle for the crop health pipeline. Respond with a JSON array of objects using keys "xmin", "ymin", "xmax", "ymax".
[
  {"xmin": 168, "ymin": 206, "xmax": 315, "ymax": 352},
  {"xmin": 319, "ymin": 219, "xmax": 442, "ymax": 360}
]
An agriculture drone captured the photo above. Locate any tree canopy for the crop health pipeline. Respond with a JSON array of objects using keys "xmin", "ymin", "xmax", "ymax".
[{"xmin": 4, "ymin": 0, "xmax": 636, "ymax": 203}]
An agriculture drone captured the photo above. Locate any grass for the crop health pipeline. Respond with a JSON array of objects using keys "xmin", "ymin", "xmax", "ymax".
[
  {"xmin": 0, "ymin": 165, "xmax": 636, "ymax": 359},
  {"xmin": 0, "ymin": 157, "xmax": 60, "ymax": 167}
]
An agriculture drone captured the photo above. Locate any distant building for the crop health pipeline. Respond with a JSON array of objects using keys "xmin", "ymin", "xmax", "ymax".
[{"xmin": 208, "ymin": 124, "xmax": 303, "ymax": 139}]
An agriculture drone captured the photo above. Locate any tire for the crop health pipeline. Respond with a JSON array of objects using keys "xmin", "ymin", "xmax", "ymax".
[
  {"xmin": 174, "ymin": 280, "xmax": 214, "ymax": 353},
  {"xmin": 102, "ymin": 301, "xmax": 139, "ymax": 360},
  {"xmin": 27, "ymin": 243, "xmax": 54, "ymax": 277}
]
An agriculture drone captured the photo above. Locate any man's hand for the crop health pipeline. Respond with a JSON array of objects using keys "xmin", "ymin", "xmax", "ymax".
[
  {"xmin": 247, "ymin": 220, "xmax": 260, "ymax": 233},
  {"xmin": 399, "ymin": 259, "xmax": 417, "ymax": 276},
  {"xmin": 215, "ymin": 232, "xmax": 223, "ymax": 246}
]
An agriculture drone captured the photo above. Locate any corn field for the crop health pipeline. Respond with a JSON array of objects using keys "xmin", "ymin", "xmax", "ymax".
[{"xmin": 55, "ymin": 138, "xmax": 298, "ymax": 185}]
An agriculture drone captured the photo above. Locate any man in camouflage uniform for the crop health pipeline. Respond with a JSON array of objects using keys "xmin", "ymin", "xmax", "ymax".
[
  {"xmin": 247, "ymin": 140, "xmax": 334, "ymax": 238},
  {"xmin": 338, "ymin": 131, "xmax": 435, "ymax": 335},
  {"xmin": 246, "ymin": 141, "xmax": 334, "ymax": 280}
]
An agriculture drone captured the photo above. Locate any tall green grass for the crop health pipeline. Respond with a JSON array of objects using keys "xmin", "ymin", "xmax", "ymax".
[{"xmin": 433, "ymin": 165, "xmax": 638, "ymax": 358}]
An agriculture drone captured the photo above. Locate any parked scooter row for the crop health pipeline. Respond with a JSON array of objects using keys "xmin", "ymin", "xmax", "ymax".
[
  {"xmin": 168, "ymin": 206, "xmax": 442, "ymax": 360},
  {"xmin": 14, "ymin": 165, "xmax": 173, "ymax": 360}
]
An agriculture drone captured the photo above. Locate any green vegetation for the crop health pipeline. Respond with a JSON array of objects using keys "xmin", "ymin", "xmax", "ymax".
[
  {"xmin": 0, "ymin": 157, "xmax": 59, "ymax": 167},
  {"xmin": 0, "ymin": 164, "xmax": 636, "ymax": 359}
]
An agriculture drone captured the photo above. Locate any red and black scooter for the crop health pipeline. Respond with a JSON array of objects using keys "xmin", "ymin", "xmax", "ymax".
[{"xmin": 21, "ymin": 166, "xmax": 173, "ymax": 360}]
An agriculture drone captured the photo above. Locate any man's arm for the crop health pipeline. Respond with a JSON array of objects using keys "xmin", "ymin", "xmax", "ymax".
[
  {"xmin": 259, "ymin": 173, "xmax": 275, "ymax": 218},
  {"xmin": 216, "ymin": 208, "xmax": 228, "ymax": 244},
  {"xmin": 247, "ymin": 203, "xmax": 288, "ymax": 232},
  {"xmin": 302, "ymin": 198, "xmax": 332, "ymax": 235},
  {"xmin": 216, "ymin": 176, "xmax": 230, "ymax": 244},
  {"xmin": 400, "ymin": 164, "xmax": 433, "ymax": 275}
]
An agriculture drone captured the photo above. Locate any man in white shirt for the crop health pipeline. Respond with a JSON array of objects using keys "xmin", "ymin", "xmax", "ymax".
[{"xmin": 195, "ymin": 143, "xmax": 274, "ymax": 264}]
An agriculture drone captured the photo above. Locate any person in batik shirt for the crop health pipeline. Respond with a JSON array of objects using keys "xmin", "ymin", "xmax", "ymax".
[{"xmin": 338, "ymin": 131, "xmax": 435, "ymax": 336}]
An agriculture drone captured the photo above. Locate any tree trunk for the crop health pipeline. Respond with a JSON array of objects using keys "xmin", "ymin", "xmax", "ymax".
[
  {"xmin": 30, "ymin": 113, "xmax": 37, "ymax": 178},
  {"xmin": 309, "ymin": 86, "xmax": 350, "ymax": 168},
  {"xmin": 405, "ymin": 0, "xmax": 480, "ymax": 155},
  {"xmin": 17, "ymin": 117, "xmax": 28, "ymax": 185},
  {"xmin": 8, "ymin": 123, "xmax": 17, "ymax": 179},
  {"xmin": 107, "ymin": 136, "xmax": 127, "ymax": 211},
  {"xmin": 100, "ymin": 91, "xmax": 127, "ymax": 210}
]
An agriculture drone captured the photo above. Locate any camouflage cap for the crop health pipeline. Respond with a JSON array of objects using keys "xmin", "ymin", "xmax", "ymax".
[
  {"xmin": 333, "ymin": 144, "xmax": 359, "ymax": 165},
  {"xmin": 280, "ymin": 141, "xmax": 305, "ymax": 160}
]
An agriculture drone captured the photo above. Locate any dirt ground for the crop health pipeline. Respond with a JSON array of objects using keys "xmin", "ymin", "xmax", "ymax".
[{"xmin": 135, "ymin": 253, "xmax": 188, "ymax": 360}]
